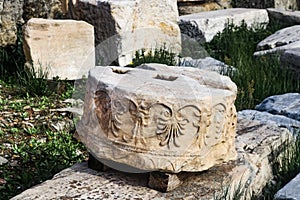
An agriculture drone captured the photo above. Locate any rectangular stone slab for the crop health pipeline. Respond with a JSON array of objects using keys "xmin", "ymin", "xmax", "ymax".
[
  {"xmin": 23, "ymin": 18, "xmax": 95, "ymax": 80},
  {"xmin": 77, "ymin": 64, "xmax": 237, "ymax": 173}
]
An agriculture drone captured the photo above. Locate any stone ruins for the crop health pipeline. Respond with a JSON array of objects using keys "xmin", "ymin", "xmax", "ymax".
[
  {"xmin": 2, "ymin": 0, "xmax": 300, "ymax": 199},
  {"xmin": 77, "ymin": 64, "xmax": 237, "ymax": 173}
]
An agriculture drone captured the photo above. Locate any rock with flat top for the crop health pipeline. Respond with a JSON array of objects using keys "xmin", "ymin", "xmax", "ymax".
[
  {"xmin": 256, "ymin": 93, "xmax": 300, "ymax": 121},
  {"xmin": 69, "ymin": 0, "xmax": 181, "ymax": 66},
  {"xmin": 238, "ymin": 109, "xmax": 300, "ymax": 134},
  {"xmin": 77, "ymin": 64, "xmax": 237, "ymax": 173},
  {"xmin": 23, "ymin": 18, "xmax": 95, "ymax": 80},
  {"xmin": 179, "ymin": 8, "xmax": 269, "ymax": 43}
]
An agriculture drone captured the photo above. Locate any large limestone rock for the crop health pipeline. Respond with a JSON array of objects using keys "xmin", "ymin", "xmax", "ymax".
[
  {"xmin": 275, "ymin": 173, "xmax": 300, "ymax": 200},
  {"xmin": 267, "ymin": 8, "xmax": 300, "ymax": 25},
  {"xmin": 254, "ymin": 25, "xmax": 300, "ymax": 56},
  {"xmin": 238, "ymin": 110, "xmax": 300, "ymax": 134},
  {"xmin": 233, "ymin": 0, "xmax": 298, "ymax": 10},
  {"xmin": 77, "ymin": 64, "xmax": 237, "ymax": 173},
  {"xmin": 256, "ymin": 93, "xmax": 300, "ymax": 121},
  {"xmin": 179, "ymin": 8, "xmax": 269, "ymax": 43},
  {"xmin": 23, "ymin": 18, "xmax": 95, "ymax": 80},
  {"xmin": 69, "ymin": 0, "xmax": 181, "ymax": 66},
  {"xmin": 11, "ymin": 117, "xmax": 293, "ymax": 199},
  {"xmin": 0, "ymin": 0, "xmax": 23, "ymax": 46}
]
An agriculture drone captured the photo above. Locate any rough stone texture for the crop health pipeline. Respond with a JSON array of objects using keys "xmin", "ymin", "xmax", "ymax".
[
  {"xmin": 0, "ymin": 156, "xmax": 8, "ymax": 165},
  {"xmin": 77, "ymin": 64, "xmax": 237, "ymax": 173},
  {"xmin": 256, "ymin": 93, "xmax": 300, "ymax": 121},
  {"xmin": 69, "ymin": 0, "xmax": 181, "ymax": 66},
  {"xmin": 0, "ymin": 0, "xmax": 24, "ymax": 46},
  {"xmin": 281, "ymin": 48, "xmax": 300, "ymax": 75},
  {"xmin": 23, "ymin": 0, "xmax": 68, "ymax": 21},
  {"xmin": 0, "ymin": 0, "xmax": 68, "ymax": 47},
  {"xmin": 179, "ymin": 56, "xmax": 236, "ymax": 74},
  {"xmin": 268, "ymin": 8, "xmax": 300, "ymax": 25},
  {"xmin": 23, "ymin": 18, "xmax": 95, "ymax": 80},
  {"xmin": 254, "ymin": 25, "xmax": 300, "ymax": 56},
  {"xmin": 275, "ymin": 173, "xmax": 300, "ymax": 200},
  {"xmin": 178, "ymin": 0, "xmax": 232, "ymax": 15},
  {"xmin": 238, "ymin": 110, "xmax": 300, "ymax": 134},
  {"xmin": 233, "ymin": 0, "xmax": 298, "ymax": 10},
  {"xmin": 179, "ymin": 8, "xmax": 269, "ymax": 43},
  {"xmin": 11, "ymin": 117, "xmax": 293, "ymax": 200},
  {"xmin": 256, "ymin": 25, "xmax": 300, "ymax": 51}
]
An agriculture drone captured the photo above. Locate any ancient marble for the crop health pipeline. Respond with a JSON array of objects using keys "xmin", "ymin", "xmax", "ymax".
[
  {"xmin": 77, "ymin": 64, "xmax": 237, "ymax": 173},
  {"xmin": 69, "ymin": 0, "xmax": 181, "ymax": 66},
  {"xmin": 23, "ymin": 18, "xmax": 95, "ymax": 80},
  {"xmin": 11, "ymin": 116, "xmax": 293, "ymax": 199},
  {"xmin": 179, "ymin": 8, "xmax": 269, "ymax": 43}
]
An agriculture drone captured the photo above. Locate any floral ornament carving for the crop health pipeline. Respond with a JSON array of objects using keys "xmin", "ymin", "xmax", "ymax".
[
  {"xmin": 123, "ymin": 99, "xmax": 150, "ymax": 145},
  {"xmin": 156, "ymin": 104, "xmax": 201, "ymax": 148},
  {"xmin": 94, "ymin": 89, "xmax": 111, "ymax": 134}
]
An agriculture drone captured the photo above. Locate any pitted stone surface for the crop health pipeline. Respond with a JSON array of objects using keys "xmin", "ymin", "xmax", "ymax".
[
  {"xmin": 256, "ymin": 93, "xmax": 300, "ymax": 121},
  {"xmin": 11, "ymin": 117, "xmax": 293, "ymax": 200},
  {"xmin": 238, "ymin": 109, "xmax": 300, "ymax": 134},
  {"xmin": 77, "ymin": 64, "xmax": 237, "ymax": 173},
  {"xmin": 179, "ymin": 8, "xmax": 269, "ymax": 43},
  {"xmin": 69, "ymin": 0, "xmax": 181, "ymax": 66},
  {"xmin": 23, "ymin": 18, "xmax": 95, "ymax": 80}
]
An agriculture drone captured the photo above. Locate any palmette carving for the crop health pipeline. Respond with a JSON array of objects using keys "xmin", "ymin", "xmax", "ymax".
[
  {"xmin": 156, "ymin": 104, "xmax": 201, "ymax": 148},
  {"xmin": 95, "ymin": 91, "xmax": 202, "ymax": 149}
]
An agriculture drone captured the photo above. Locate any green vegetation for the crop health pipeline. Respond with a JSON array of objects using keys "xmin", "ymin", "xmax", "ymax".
[
  {"xmin": 128, "ymin": 45, "xmax": 177, "ymax": 67},
  {"xmin": 0, "ymin": 27, "xmax": 87, "ymax": 199},
  {"xmin": 258, "ymin": 133, "xmax": 300, "ymax": 199},
  {"xmin": 205, "ymin": 20, "xmax": 300, "ymax": 110}
]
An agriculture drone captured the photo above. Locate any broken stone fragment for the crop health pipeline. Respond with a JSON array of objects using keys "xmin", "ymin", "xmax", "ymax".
[{"xmin": 77, "ymin": 64, "xmax": 237, "ymax": 173}]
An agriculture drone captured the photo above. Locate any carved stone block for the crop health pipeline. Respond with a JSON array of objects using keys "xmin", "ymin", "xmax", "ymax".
[{"xmin": 77, "ymin": 64, "xmax": 237, "ymax": 173}]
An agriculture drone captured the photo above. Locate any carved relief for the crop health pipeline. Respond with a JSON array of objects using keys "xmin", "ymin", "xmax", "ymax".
[
  {"xmin": 94, "ymin": 89, "xmax": 111, "ymax": 134},
  {"xmin": 95, "ymin": 93, "xmax": 202, "ymax": 149},
  {"xmin": 155, "ymin": 104, "xmax": 201, "ymax": 148},
  {"xmin": 205, "ymin": 103, "xmax": 227, "ymax": 147}
]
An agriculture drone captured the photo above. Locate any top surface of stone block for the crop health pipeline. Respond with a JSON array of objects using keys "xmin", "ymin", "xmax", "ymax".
[
  {"xmin": 179, "ymin": 8, "xmax": 269, "ymax": 42},
  {"xmin": 77, "ymin": 64, "xmax": 237, "ymax": 173}
]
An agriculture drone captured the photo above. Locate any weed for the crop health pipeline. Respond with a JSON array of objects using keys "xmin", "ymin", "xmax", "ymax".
[
  {"xmin": 205, "ymin": 21, "xmax": 300, "ymax": 111},
  {"xmin": 128, "ymin": 45, "xmax": 177, "ymax": 67},
  {"xmin": 17, "ymin": 63, "xmax": 52, "ymax": 97},
  {"xmin": 256, "ymin": 133, "xmax": 300, "ymax": 199}
]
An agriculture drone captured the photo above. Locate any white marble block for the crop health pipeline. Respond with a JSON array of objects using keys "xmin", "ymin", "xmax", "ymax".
[
  {"xmin": 77, "ymin": 64, "xmax": 237, "ymax": 173},
  {"xmin": 23, "ymin": 18, "xmax": 95, "ymax": 80}
]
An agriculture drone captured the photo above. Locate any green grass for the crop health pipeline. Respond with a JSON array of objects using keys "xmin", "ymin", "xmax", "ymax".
[
  {"xmin": 128, "ymin": 45, "xmax": 177, "ymax": 67},
  {"xmin": 205, "ymin": 20, "xmax": 300, "ymax": 111}
]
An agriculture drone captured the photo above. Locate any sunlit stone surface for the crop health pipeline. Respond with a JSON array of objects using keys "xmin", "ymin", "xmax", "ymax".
[{"xmin": 77, "ymin": 64, "xmax": 237, "ymax": 173}]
